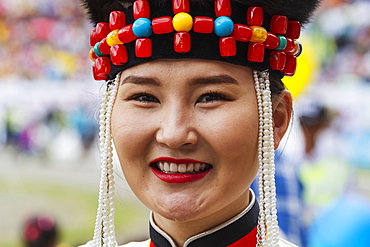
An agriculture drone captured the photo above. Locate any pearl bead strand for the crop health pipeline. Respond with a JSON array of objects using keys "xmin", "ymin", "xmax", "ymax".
[
  {"xmin": 93, "ymin": 74, "xmax": 120, "ymax": 247},
  {"xmin": 254, "ymin": 70, "xmax": 279, "ymax": 247}
]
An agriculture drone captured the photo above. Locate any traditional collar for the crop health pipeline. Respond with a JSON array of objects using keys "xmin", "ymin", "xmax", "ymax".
[{"xmin": 149, "ymin": 189, "xmax": 258, "ymax": 247}]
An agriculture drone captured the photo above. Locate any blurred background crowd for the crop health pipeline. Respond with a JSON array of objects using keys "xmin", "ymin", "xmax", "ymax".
[{"xmin": 0, "ymin": 0, "xmax": 369, "ymax": 246}]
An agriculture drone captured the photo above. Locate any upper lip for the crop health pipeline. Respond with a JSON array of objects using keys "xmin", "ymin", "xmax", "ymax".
[{"xmin": 150, "ymin": 157, "xmax": 209, "ymax": 165}]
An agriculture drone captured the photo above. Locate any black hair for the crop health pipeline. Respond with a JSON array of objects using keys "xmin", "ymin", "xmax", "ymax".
[{"xmin": 270, "ymin": 74, "xmax": 285, "ymax": 95}]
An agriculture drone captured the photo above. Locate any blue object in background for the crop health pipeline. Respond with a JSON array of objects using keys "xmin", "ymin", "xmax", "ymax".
[
  {"xmin": 347, "ymin": 131, "xmax": 370, "ymax": 169},
  {"xmin": 308, "ymin": 193, "xmax": 370, "ymax": 247}
]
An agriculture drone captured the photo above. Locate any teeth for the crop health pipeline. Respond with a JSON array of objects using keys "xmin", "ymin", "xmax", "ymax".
[
  {"xmin": 178, "ymin": 164, "xmax": 187, "ymax": 173},
  {"xmin": 170, "ymin": 163, "xmax": 178, "ymax": 172},
  {"xmin": 159, "ymin": 162, "xmax": 164, "ymax": 171},
  {"xmin": 156, "ymin": 162, "xmax": 210, "ymax": 173},
  {"xmin": 186, "ymin": 163, "xmax": 194, "ymax": 172},
  {"xmin": 164, "ymin": 162, "xmax": 170, "ymax": 172},
  {"xmin": 200, "ymin": 163, "xmax": 206, "ymax": 170}
]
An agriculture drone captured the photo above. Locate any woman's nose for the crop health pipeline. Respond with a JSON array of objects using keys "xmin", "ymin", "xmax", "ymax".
[{"xmin": 155, "ymin": 108, "xmax": 198, "ymax": 149}]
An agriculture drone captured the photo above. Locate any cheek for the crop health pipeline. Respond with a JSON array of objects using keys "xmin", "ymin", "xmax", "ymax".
[
  {"xmin": 201, "ymin": 106, "xmax": 259, "ymax": 183},
  {"xmin": 111, "ymin": 106, "xmax": 155, "ymax": 194},
  {"xmin": 202, "ymin": 107, "xmax": 259, "ymax": 158},
  {"xmin": 111, "ymin": 104, "xmax": 153, "ymax": 164}
]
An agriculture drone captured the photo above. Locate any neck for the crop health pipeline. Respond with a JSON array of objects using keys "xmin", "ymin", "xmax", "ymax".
[{"xmin": 151, "ymin": 190, "xmax": 251, "ymax": 246}]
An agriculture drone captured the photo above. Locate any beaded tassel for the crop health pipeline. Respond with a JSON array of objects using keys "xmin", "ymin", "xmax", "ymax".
[
  {"xmin": 93, "ymin": 74, "xmax": 120, "ymax": 247},
  {"xmin": 254, "ymin": 70, "xmax": 279, "ymax": 247}
]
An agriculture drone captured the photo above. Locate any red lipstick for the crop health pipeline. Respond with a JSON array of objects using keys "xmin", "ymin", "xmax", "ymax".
[{"xmin": 150, "ymin": 157, "xmax": 212, "ymax": 184}]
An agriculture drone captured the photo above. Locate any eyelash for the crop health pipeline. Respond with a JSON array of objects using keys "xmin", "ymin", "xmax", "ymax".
[
  {"xmin": 127, "ymin": 93, "xmax": 159, "ymax": 103},
  {"xmin": 197, "ymin": 91, "xmax": 232, "ymax": 103},
  {"xmin": 127, "ymin": 91, "xmax": 231, "ymax": 104}
]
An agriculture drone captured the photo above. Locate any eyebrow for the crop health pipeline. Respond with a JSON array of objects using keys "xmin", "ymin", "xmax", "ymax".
[
  {"xmin": 120, "ymin": 76, "xmax": 161, "ymax": 86},
  {"xmin": 120, "ymin": 74, "xmax": 239, "ymax": 86},
  {"xmin": 189, "ymin": 75, "xmax": 239, "ymax": 86}
]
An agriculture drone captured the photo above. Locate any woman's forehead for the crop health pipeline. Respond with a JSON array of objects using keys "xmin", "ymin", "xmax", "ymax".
[{"xmin": 120, "ymin": 58, "xmax": 253, "ymax": 79}]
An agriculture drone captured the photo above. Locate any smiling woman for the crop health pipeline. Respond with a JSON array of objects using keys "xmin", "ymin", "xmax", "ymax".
[{"xmin": 79, "ymin": 0, "xmax": 320, "ymax": 246}]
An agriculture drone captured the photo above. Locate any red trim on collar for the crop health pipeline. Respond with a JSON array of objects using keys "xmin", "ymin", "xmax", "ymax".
[{"xmin": 228, "ymin": 226, "xmax": 257, "ymax": 247}]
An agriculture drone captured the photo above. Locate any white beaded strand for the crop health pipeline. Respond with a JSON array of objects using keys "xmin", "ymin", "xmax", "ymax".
[
  {"xmin": 93, "ymin": 73, "xmax": 120, "ymax": 247},
  {"xmin": 255, "ymin": 71, "xmax": 266, "ymax": 247},
  {"xmin": 254, "ymin": 70, "xmax": 279, "ymax": 247},
  {"xmin": 106, "ymin": 77, "xmax": 118, "ymax": 246},
  {"xmin": 93, "ymin": 90, "xmax": 108, "ymax": 246}
]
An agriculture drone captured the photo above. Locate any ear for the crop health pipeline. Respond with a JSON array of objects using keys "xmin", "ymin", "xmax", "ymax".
[{"xmin": 272, "ymin": 90, "xmax": 293, "ymax": 150}]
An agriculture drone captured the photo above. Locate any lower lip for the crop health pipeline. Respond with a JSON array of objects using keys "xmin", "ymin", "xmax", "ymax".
[{"xmin": 150, "ymin": 166, "xmax": 211, "ymax": 183}]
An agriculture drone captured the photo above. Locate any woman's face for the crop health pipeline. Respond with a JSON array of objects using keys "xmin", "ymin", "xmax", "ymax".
[{"xmin": 111, "ymin": 59, "xmax": 260, "ymax": 224}]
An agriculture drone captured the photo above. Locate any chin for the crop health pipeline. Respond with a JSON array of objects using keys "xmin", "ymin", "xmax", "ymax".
[
  {"xmin": 156, "ymin": 207, "xmax": 205, "ymax": 223},
  {"xmin": 152, "ymin": 194, "xmax": 211, "ymax": 223}
]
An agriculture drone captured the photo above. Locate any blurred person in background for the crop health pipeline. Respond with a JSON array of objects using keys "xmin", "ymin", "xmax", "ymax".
[
  {"xmin": 78, "ymin": 0, "xmax": 320, "ymax": 246},
  {"xmin": 70, "ymin": 106, "xmax": 99, "ymax": 161},
  {"xmin": 297, "ymin": 100, "xmax": 349, "ymax": 221},
  {"xmin": 22, "ymin": 214, "xmax": 59, "ymax": 247},
  {"xmin": 299, "ymin": 101, "xmax": 333, "ymax": 159},
  {"xmin": 297, "ymin": 100, "xmax": 370, "ymax": 247}
]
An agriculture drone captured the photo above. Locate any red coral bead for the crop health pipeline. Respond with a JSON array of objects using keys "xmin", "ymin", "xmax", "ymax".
[
  {"xmin": 231, "ymin": 24, "xmax": 252, "ymax": 42},
  {"xmin": 95, "ymin": 22, "xmax": 111, "ymax": 41},
  {"xmin": 94, "ymin": 57, "xmax": 112, "ymax": 78},
  {"xmin": 247, "ymin": 42, "xmax": 265, "ymax": 63},
  {"xmin": 270, "ymin": 15, "xmax": 288, "ymax": 35},
  {"xmin": 135, "ymin": 38, "xmax": 152, "ymax": 57},
  {"xmin": 174, "ymin": 32, "xmax": 191, "ymax": 53},
  {"xmin": 133, "ymin": 0, "xmax": 150, "ymax": 20},
  {"xmin": 110, "ymin": 44, "xmax": 128, "ymax": 65},
  {"xmin": 193, "ymin": 17, "xmax": 213, "ymax": 33},
  {"xmin": 263, "ymin": 32, "xmax": 279, "ymax": 50},
  {"xmin": 118, "ymin": 25, "xmax": 137, "ymax": 43},
  {"xmin": 270, "ymin": 51, "xmax": 286, "ymax": 70},
  {"xmin": 110, "ymin": 11, "xmax": 126, "ymax": 30},
  {"xmin": 219, "ymin": 37, "xmax": 236, "ymax": 57},
  {"xmin": 286, "ymin": 21, "xmax": 301, "ymax": 39},
  {"xmin": 214, "ymin": 0, "xmax": 231, "ymax": 17},
  {"xmin": 247, "ymin": 7, "xmax": 263, "ymax": 26},
  {"xmin": 90, "ymin": 29, "xmax": 99, "ymax": 47},
  {"xmin": 152, "ymin": 17, "xmax": 173, "ymax": 34},
  {"xmin": 172, "ymin": 0, "xmax": 190, "ymax": 14},
  {"xmin": 92, "ymin": 64, "xmax": 108, "ymax": 80},
  {"xmin": 282, "ymin": 55, "xmax": 297, "ymax": 76},
  {"xmin": 283, "ymin": 38, "xmax": 295, "ymax": 54},
  {"xmin": 98, "ymin": 38, "xmax": 111, "ymax": 55}
]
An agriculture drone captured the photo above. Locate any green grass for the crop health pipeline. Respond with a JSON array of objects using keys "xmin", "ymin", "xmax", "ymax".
[{"xmin": 0, "ymin": 176, "xmax": 148, "ymax": 247}]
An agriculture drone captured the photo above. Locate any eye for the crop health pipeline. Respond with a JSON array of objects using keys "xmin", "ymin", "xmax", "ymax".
[
  {"xmin": 127, "ymin": 93, "xmax": 159, "ymax": 103},
  {"xmin": 196, "ymin": 92, "xmax": 231, "ymax": 103}
]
